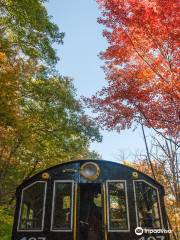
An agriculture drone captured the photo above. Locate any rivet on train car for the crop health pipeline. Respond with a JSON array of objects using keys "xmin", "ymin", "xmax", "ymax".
[
  {"xmin": 42, "ymin": 172, "xmax": 50, "ymax": 180},
  {"xmin": 132, "ymin": 171, "xmax": 139, "ymax": 179}
]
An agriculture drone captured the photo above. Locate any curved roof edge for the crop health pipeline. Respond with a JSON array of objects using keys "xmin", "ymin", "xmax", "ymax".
[{"xmin": 18, "ymin": 159, "xmax": 164, "ymax": 189}]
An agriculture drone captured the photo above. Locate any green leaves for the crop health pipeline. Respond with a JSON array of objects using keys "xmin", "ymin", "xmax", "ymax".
[
  {"xmin": 0, "ymin": 0, "xmax": 64, "ymax": 64},
  {"xmin": 19, "ymin": 75, "xmax": 102, "ymax": 171},
  {"xmin": 0, "ymin": 2, "xmax": 102, "ymax": 238},
  {"xmin": 0, "ymin": 206, "xmax": 13, "ymax": 240}
]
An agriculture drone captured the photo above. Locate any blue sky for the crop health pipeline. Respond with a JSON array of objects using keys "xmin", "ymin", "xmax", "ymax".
[{"xmin": 46, "ymin": 0, "xmax": 147, "ymax": 161}]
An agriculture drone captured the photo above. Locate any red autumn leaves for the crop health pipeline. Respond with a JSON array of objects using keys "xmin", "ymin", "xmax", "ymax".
[{"xmin": 86, "ymin": 0, "xmax": 180, "ymax": 137}]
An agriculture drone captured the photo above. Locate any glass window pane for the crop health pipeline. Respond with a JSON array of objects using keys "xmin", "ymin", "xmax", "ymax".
[
  {"xmin": 135, "ymin": 181, "xmax": 161, "ymax": 228},
  {"xmin": 18, "ymin": 182, "xmax": 46, "ymax": 230},
  {"xmin": 52, "ymin": 182, "xmax": 73, "ymax": 230},
  {"xmin": 107, "ymin": 182, "xmax": 129, "ymax": 230}
]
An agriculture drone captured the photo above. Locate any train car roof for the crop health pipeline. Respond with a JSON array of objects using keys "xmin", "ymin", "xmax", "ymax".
[{"xmin": 16, "ymin": 159, "xmax": 164, "ymax": 191}]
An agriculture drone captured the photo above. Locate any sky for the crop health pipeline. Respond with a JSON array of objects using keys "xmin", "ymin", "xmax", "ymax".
[{"xmin": 46, "ymin": 0, "xmax": 148, "ymax": 161}]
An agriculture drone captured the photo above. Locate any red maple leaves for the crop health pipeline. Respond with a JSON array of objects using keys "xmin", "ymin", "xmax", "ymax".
[{"xmin": 87, "ymin": 0, "xmax": 180, "ymax": 137}]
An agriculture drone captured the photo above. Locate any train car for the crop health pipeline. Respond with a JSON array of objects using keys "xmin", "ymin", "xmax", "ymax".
[{"xmin": 12, "ymin": 160, "xmax": 170, "ymax": 240}]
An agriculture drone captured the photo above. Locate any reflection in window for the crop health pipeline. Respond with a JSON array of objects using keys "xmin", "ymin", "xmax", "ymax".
[
  {"xmin": 94, "ymin": 193, "xmax": 102, "ymax": 207},
  {"xmin": 135, "ymin": 181, "xmax": 161, "ymax": 228},
  {"xmin": 18, "ymin": 182, "xmax": 46, "ymax": 230},
  {"xmin": 52, "ymin": 181, "xmax": 73, "ymax": 231},
  {"xmin": 107, "ymin": 181, "xmax": 129, "ymax": 230}
]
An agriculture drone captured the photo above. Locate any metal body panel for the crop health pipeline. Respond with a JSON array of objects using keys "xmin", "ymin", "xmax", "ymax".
[{"xmin": 12, "ymin": 160, "xmax": 170, "ymax": 240}]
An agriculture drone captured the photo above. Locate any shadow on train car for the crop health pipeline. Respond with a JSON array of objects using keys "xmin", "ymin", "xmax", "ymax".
[{"xmin": 12, "ymin": 160, "xmax": 171, "ymax": 240}]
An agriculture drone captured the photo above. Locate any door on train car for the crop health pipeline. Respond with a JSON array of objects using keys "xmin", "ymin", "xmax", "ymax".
[{"xmin": 78, "ymin": 183, "xmax": 105, "ymax": 240}]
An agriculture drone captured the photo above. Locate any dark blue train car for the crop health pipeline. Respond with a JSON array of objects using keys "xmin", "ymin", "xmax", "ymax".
[{"xmin": 12, "ymin": 160, "xmax": 170, "ymax": 240}]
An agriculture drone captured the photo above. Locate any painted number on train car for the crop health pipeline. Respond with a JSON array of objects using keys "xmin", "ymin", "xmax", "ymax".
[
  {"xmin": 138, "ymin": 237, "xmax": 165, "ymax": 240},
  {"xmin": 20, "ymin": 237, "xmax": 46, "ymax": 240}
]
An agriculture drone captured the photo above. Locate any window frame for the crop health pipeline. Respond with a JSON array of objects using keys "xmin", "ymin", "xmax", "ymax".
[
  {"xmin": 17, "ymin": 181, "xmax": 47, "ymax": 232},
  {"xmin": 106, "ymin": 180, "xmax": 130, "ymax": 232},
  {"xmin": 133, "ymin": 180, "xmax": 163, "ymax": 229},
  {"xmin": 50, "ymin": 180, "xmax": 74, "ymax": 232}
]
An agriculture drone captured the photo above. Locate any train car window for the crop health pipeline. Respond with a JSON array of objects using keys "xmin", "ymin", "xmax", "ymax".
[
  {"xmin": 134, "ymin": 180, "xmax": 162, "ymax": 228},
  {"xmin": 17, "ymin": 181, "xmax": 47, "ymax": 231},
  {"xmin": 106, "ymin": 181, "xmax": 129, "ymax": 231},
  {"xmin": 51, "ymin": 181, "xmax": 74, "ymax": 231}
]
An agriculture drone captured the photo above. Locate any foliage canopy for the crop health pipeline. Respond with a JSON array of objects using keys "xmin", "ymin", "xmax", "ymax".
[
  {"xmin": 0, "ymin": 2, "xmax": 102, "ymax": 238},
  {"xmin": 0, "ymin": 0, "xmax": 64, "ymax": 64},
  {"xmin": 86, "ymin": 0, "xmax": 180, "ymax": 138}
]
